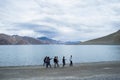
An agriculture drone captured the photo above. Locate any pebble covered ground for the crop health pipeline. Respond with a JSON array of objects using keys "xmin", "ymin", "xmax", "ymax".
[{"xmin": 0, "ymin": 61, "xmax": 120, "ymax": 80}]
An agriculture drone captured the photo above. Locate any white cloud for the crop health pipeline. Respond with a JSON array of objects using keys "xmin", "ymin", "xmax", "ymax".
[{"xmin": 0, "ymin": 0, "xmax": 120, "ymax": 41}]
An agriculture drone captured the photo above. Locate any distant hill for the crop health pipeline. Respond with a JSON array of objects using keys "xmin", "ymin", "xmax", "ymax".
[
  {"xmin": 81, "ymin": 30, "xmax": 120, "ymax": 45},
  {"xmin": 65, "ymin": 41, "xmax": 81, "ymax": 45},
  {"xmin": 37, "ymin": 37, "xmax": 62, "ymax": 44},
  {"xmin": 22, "ymin": 36, "xmax": 43, "ymax": 44},
  {"xmin": 0, "ymin": 34, "xmax": 16, "ymax": 45},
  {"xmin": 0, "ymin": 34, "xmax": 43, "ymax": 45}
]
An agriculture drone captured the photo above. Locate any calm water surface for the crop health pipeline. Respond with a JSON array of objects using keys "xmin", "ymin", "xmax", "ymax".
[{"xmin": 0, "ymin": 45, "xmax": 120, "ymax": 66}]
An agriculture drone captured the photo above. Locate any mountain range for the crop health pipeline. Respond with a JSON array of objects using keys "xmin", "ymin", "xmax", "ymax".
[
  {"xmin": 81, "ymin": 30, "xmax": 120, "ymax": 45},
  {"xmin": 0, "ymin": 34, "xmax": 42, "ymax": 45},
  {"xmin": 0, "ymin": 34, "xmax": 78, "ymax": 45},
  {"xmin": 0, "ymin": 30, "xmax": 120, "ymax": 45}
]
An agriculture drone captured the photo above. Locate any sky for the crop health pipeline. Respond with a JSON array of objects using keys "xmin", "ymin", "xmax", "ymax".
[{"xmin": 0, "ymin": 0, "xmax": 120, "ymax": 41}]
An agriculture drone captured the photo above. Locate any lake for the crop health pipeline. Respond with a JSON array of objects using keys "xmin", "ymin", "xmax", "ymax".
[{"xmin": 0, "ymin": 45, "xmax": 120, "ymax": 66}]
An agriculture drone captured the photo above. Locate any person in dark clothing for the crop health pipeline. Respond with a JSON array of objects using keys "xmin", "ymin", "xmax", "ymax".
[
  {"xmin": 69, "ymin": 55, "xmax": 73, "ymax": 66},
  {"xmin": 43, "ymin": 56, "xmax": 47, "ymax": 66},
  {"xmin": 62, "ymin": 56, "xmax": 66, "ymax": 67},
  {"xmin": 46, "ymin": 57, "xmax": 52, "ymax": 68},
  {"xmin": 54, "ymin": 56, "xmax": 59, "ymax": 68},
  {"xmin": 53, "ymin": 56, "xmax": 57, "ymax": 68},
  {"xmin": 54, "ymin": 56, "xmax": 57, "ymax": 68}
]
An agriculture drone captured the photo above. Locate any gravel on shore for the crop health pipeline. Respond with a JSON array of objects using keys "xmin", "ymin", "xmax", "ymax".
[{"xmin": 0, "ymin": 61, "xmax": 120, "ymax": 80}]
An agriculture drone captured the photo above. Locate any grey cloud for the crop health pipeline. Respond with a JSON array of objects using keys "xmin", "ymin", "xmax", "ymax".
[
  {"xmin": 13, "ymin": 22, "xmax": 56, "ymax": 32},
  {"xmin": 12, "ymin": 22, "xmax": 58, "ymax": 38},
  {"xmin": 36, "ymin": 30, "xmax": 58, "ymax": 38},
  {"xmin": 14, "ymin": 23, "xmax": 40, "ymax": 29},
  {"xmin": 41, "ymin": 17, "xmax": 70, "ymax": 26}
]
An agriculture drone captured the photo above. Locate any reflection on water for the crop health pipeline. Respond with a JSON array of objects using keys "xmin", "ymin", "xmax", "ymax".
[{"xmin": 0, "ymin": 45, "xmax": 120, "ymax": 66}]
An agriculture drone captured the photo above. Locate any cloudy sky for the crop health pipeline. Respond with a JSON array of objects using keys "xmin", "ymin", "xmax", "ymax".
[{"xmin": 0, "ymin": 0, "xmax": 120, "ymax": 41}]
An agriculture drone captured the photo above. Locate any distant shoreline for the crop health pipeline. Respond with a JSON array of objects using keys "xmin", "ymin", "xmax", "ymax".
[{"xmin": 0, "ymin": 61, "xmax": 120, "ymax": 68}]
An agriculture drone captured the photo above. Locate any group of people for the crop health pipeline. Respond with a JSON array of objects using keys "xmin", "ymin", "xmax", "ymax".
[{"xmin": 43, "ymin": 55, "xmax": 73, "ymax": 68}]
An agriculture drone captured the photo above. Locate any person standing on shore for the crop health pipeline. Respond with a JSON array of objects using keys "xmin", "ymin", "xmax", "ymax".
[
  {"xmin": 69, "ymin": 55, "xmax": 73, "ymax": 66},
  {"xmin": 54, "ymin": 56, "xmax": 57, "ymax": 68},
  {"xmin": 53, "ymin": 56, "xmax": 59, "ymax": 68},
  {"xmin": 46, "ymin": 56, "xmax": 52, "ymax": 68},
  {"xmin": 56, "ymin": 56, "xmax": 59, "ymax": 67},
  {"xmin": 62, "ymin": 56, "xmax": 66, "ymax": 67},
  {"xmin": 43, "ymin": 56, "xmax": 47, "ymax": 66}
]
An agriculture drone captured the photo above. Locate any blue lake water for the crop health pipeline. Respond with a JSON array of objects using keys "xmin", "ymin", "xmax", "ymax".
[{"xmin": 0, "ymin": 45, "xmax": 120, "ymax": 66}]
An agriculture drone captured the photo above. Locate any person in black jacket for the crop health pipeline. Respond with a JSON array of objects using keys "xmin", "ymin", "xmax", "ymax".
[
  {"xmin": 62, "ymin": 56, "xmax": 66, "ymax": 67},
  {"xmin": 43, "ymin": 56, "xmax": 47, "ymax": 66},
  {"xmin": 46, "ymin": 56, "xmax": 52, "ymax": 68},
  {"xmin": 54, "ymin": 56, "xmax": 59, "ymax": 68}
]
